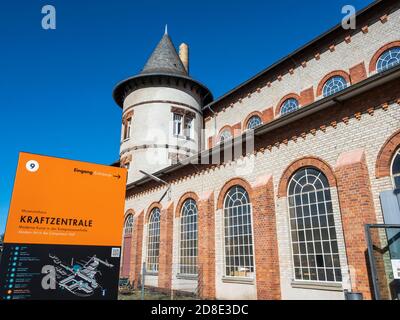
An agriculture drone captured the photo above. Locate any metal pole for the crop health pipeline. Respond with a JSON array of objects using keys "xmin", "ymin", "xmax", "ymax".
[
  {"xmin": 141, "ymin": 262, "xmax": 146, "ymax": 300},
  {"xmin": 364, "ymin": 224, "xmax": 381, "ymax": 300}
]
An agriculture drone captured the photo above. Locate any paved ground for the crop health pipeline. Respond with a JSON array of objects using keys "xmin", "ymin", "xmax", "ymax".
[{"xmin": 118, "ymin": 290, "xmax": 198, "ymax": 300}]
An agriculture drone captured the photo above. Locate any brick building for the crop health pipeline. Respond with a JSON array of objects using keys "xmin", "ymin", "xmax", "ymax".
[{"xmin": 113, "ymin": 0, "xmax": 400, "ymax": 300}]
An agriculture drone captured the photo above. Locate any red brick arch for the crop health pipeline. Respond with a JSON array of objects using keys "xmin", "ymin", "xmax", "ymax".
[
  {"xmin": 243, "ymin": 111, "xmax": 264, "ymax": 131},
  {"xmin": 369, "ymin": 41, "xmax": 400, "ymax": 73},
  {"xmin": 175, "ymin": 192, "xmax": 200, "ymax": 218},
  {"xmin": 316, "ymin": 70, "xmax": 351, "ymax": 97},
  {"xmin": 275, "ymin": 93, "xmax": 301, "ymax": 117},
  {"xmin": 217, "ymin": 125, "xmax": 234, "ymax": 142},
  {"xmin": 145, "ymin": 202, "xmax": 162, "ymax": 222},
  {"xmin": 278, "ymin": 156, "xmax": 337, "ymax": 197},
  {"xmin": 217, "ymin": 177, "xmax": 254, "ymax": 210},
  {"xmin": 124, "ymin": 208, "xmax": 135, "ymax": 220},
  {"xmin": 376, "ymin": 129, "xmax": 400, "ymax": 178}
]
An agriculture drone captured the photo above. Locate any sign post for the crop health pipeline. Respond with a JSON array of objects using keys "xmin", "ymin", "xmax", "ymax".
[{"xmin": 0, "ymin": 152, "xmax": 127, "ymax": 300}]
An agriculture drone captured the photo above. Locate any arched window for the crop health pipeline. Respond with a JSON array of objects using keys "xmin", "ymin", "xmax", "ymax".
[
  {"xmin": 280, "ymin": 98, "xmax": 299, "ymax": 116},
  {"xmin": 376, "ymin": 47, "xmax": 400, "ymax": 73},
  {"xmin": 392, "ymin": 149, "xmax": 400, "ymax": 189},
  {"xmin": 287, "ymin": 168, "xmax": 342, "ymax": 282},
  {"xmin": 322, "ymin": 76, "xmax": 348, "ymax": 97},
  {"xmin": 223, "ymin": 186, "xmax": 254, "ymax": 278},
  {"xmin": 180, "ymin": 199, "xmax": 198, "ymax": 275},
  {"xmin": 219, "ymin": 129, "xmax": 232, "ymax": 144},
  {"xmin": 147, "ymin": 208, "xmax": 160, "ymax": 273},
  {"xmin": 247, "ymin": 115, "xmax": 262, "ymax": 130},
  {"xmin": 124, "ymin": 214, "xmax": 134, "ymax": 236}
]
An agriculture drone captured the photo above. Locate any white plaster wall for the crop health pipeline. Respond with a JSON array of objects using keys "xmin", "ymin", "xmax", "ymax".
[
  {"xmin": 120, "ymin": 86, "xmax": 203, "ymax": 183},
  {"xmin": 128, "ymin": 103, "xmax": 399, "ymax": 299},
  {"xmin": 204, "ymin": 9, "xmax": 400, "ymax": 144}
]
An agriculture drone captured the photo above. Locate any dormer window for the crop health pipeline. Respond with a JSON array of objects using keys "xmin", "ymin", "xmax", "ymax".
[
  {"xmin": 247, "ymin": 115, "xmax": 262, "ymax": 130},
  {"xmin": 280, "ymin": 98, "xmax": 299, "ymax": 116},
  {"xmin": 376, "ymin": 47, "xmax": 400, "ymax": 73},
  {"xmin": 322, "ymin": 76, "xmax": 348, "ymax": 97},
  {"xmin": 219, "ymin": 129, "xmax": 232, "ymax": 144}
]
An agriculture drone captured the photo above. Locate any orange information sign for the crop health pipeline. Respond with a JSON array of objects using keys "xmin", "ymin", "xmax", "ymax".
[
  {"xmin": 0, "ymin": 152, "xmax": 127, "ymax": 300},
  {"xmin": 4, "ymin": 152, "xmax": 126, "ymax": 246}
]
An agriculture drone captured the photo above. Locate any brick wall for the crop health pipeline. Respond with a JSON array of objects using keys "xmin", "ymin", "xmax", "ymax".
[
  {"xmin": 334, "ymin": 150, "xmax": 379, "ymax": 299},
  {"xmin": 125, "ymin": 83, "xmax": 399, "ymax": 298},
  {"xmin": 252, "ymin": 175, "xmax": 281, "ymax": 299},
  {"xmin": 349, "ymin": 62, "xmax": 367, "ymax": 84},
  {"xmin": 198, "ymin": 192, "xmax": 216, "ymax": 299},
  {"xmin": 131, "ymin": 212, "xmax": 144, "ymax": 288},
  {"xmin": 158, "ymin": 202, "xmax": 174, "ymax": 291}
]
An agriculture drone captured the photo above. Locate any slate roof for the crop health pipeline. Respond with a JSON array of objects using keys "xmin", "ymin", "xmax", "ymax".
[{"xmin": 141, "ymin": 33, "xmax": 188, "ymax": 76}]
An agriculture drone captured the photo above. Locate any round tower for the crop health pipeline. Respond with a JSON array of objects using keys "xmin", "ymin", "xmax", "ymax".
[{"xmin": 113, "ymin": 30, "xmax": 213, "ymax": 184}]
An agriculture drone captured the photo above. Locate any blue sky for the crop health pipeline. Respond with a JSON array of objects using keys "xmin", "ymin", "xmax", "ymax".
[{"xmin": 0, "ymin": 0, "xmax": 373, "ymax": 234}]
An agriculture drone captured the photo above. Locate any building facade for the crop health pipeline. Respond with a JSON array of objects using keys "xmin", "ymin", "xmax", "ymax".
[{"xmin": 114, "ymin": 0, "xmax": 400, "ymax": 300}]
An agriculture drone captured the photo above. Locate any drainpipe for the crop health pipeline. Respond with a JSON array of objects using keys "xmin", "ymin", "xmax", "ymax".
[{"xmin": 205, "ymin": 103, "xmax": 217, "ymax": 143}]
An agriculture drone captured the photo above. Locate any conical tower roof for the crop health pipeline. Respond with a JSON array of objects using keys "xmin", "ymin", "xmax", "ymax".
[
  {"xmin": 141, "ymin": 31, "xmax": 187, "ymax": 76},
  {"xmin": 113, "ymin": 29, "xmax": 213, "ymax": 108}
]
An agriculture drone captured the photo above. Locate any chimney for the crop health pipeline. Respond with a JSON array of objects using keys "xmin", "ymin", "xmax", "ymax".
[{"xmin": 179, "ymin": 43, "xmax": 189, "ymax": 73}]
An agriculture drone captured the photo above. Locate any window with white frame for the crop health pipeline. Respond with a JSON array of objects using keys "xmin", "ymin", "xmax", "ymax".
[
  {"xmin": 376, "ymin": 47, "xmax": 400, "ymax": 73},
  {"xmin": 246, "ymin": 115, "xmax": 262, "ymax": 130},
  {"xmin": 183, "ymin": 116, "xmax": 194, "ymax": 139},
  {"xmin": 173, "ymin": 113, "xmax": 183, "ymax": 136},
  {"xmin": 179, "ymin": 199, "xmax": 198, "ymax": 275},
  {"xmin": 124, "ymin": 214, "xmax": 134, "ymax": 236},
  {"xmin": 147, "ymin": 208, "xmax": 160, "ymax": 273},
  {"xmin": 223, "ymin": 186, "xmax": 254, "ymax": 278},
  {"xmin": 280, "ymin": 98, "xmax": 299, "ymax": 116},
  {"xmin": 219, "ymin": 129, "xmax": 232, "ymax": 144},
  {"xmin": 287, "ymin": 167, "xmax": 342, "ymax": 282},
  {"xmin": 322, "ymin": 76, "xmax": 348, "ymax": 97},
  {"xmin": 173, "ymin": 112, "xmax": 193, "ymax": 139},
  {"xmin": 392, "ymin": 149, "xmax": 400, "ymax": 190},
  {"xmin": 123, "ymin": 117, "xmax": 132, "ymax": 140}
]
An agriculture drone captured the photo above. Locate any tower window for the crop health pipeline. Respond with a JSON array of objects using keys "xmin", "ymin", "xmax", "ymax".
[
  {"xmin": 184, "ymin": 117, "xmax": 194, "ymax": 138},
  {"xmin": 223, "ymin": 186, "xmax": 255, "ymax": 278},
  {"xmin": 123, "ymin": 117, "xmax": 132, "ymax": 140},
  {"xmin": 376, "ymin": 47, "xmax": 400, "ymax": 73},
  {"xmin": 391, "ymin": 149, "xmax": 400, "ymax": 190},
  {"xmin": 322, "ymin": 76, "xmax": 348, "ymax": 97},
  {"xmin": 173, "ymin": 113, "xmax": 183, "ymax": 136},
  {"xmin": 122, "ymin": 162, "xmax": 130, "ymax": 170},
  {"xmin": 280, "ymin": 98, "xmax": 299, "ymax": 116},
  {"xmin": 287, "ymin": 167, "xmax": 342, "ymax": 283},
  {"xmin": 173, "ymin": 113, "xmax": 193, "ymax": 139}
]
